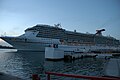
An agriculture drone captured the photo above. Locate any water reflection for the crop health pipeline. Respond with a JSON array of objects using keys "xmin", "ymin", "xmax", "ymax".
[
  {"xmin": 0, "ymin": 49, "xmax": 45, "ymax": 79},
  {"xmin": 0, "ymin": 49, "xmax": 108, "ymax": 80}
]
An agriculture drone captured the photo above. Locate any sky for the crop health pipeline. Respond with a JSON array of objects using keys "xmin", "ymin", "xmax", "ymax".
[{"xmin": 0, "ymin": 0, "xmax": 120, "ymax": 45}]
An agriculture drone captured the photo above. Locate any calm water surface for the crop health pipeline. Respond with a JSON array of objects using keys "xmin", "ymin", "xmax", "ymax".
[{"xmin": 0, "ymin": 49, "xmax": 108, "ymax": 80}]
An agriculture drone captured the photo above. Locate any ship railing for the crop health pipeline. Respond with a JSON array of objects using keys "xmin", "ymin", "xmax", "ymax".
[{"xmin": 44, "ymin": 72, "xmax": 119, "ymax": 80}]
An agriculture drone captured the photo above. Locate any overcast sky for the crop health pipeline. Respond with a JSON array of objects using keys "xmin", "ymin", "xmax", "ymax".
[{"xmin": 0, "ymin": 0, "xmax": 120, "ymax": 45}]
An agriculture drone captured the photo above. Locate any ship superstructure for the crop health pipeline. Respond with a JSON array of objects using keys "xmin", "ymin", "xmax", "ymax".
[
  {"xmin": 26, "ymin": 24, "xmax": 119, "ymax": 46},
  {"xmin": 0, "ymin": 24, "xmax": 120, "ymax": 51}
]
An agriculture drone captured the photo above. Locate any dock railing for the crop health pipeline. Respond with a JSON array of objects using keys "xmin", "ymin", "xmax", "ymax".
[{"xmin": 45, "ymin": 72, "xmax": 119, "ymax": 80}]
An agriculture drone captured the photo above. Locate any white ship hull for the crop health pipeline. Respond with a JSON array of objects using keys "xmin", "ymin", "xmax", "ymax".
[
  {"xmin": 0, "ymin": 37, "xmax": 52, "ymax": 51},
  {"xmin": 12, "ymin": 42, "xmax": 48, "ymax": 51},
  {"xmin": 0, "ymin": 36, "xmax": 120, "ymax": 52}
]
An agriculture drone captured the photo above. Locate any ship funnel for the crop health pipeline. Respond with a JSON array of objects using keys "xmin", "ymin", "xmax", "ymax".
[{"xmin": 95, "ymin": 29, "xmax": 105, "ymax": 36}]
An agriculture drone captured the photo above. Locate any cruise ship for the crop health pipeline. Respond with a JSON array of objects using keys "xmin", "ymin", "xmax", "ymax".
[{"xmin": 0, "ymin": 24, "xmax": 120, "ymax": 51}]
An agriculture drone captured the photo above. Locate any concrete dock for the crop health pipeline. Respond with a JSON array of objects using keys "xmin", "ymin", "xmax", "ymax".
[
  {"xmin": 45, "ymin": 47, "xmax": 98, "ymax": 61},
  {"xmin": 105, "ymin": 59, "xmax": 120, "ymax": 77},
  {"xmin": 0, "ymin": 72, "xmax": 23, "ymax": 80}
]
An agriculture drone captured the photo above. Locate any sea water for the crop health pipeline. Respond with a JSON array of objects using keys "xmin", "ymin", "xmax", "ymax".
[{"xmin": 0, "ymin": 49, "xmax": 109, "ymax": 80}]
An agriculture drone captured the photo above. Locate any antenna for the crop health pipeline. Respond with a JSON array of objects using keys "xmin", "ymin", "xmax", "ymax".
[{"xmin": 54, "ymin": 23, "xmax": 61, "ymax": 27}]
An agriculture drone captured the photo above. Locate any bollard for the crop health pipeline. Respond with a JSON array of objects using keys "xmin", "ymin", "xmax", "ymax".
[{"xmin": 32, "ymin": 74, "xmax": 40, "ymax": 80}]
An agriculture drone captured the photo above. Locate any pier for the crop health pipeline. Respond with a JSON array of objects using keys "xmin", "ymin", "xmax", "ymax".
[
  {"xmin": 45, "ymin": 46, "xmax": 119, "ymax": 61},
  {"xmin": 45, "ymin": 47, "xmax": 97, "ymax": 61}
]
